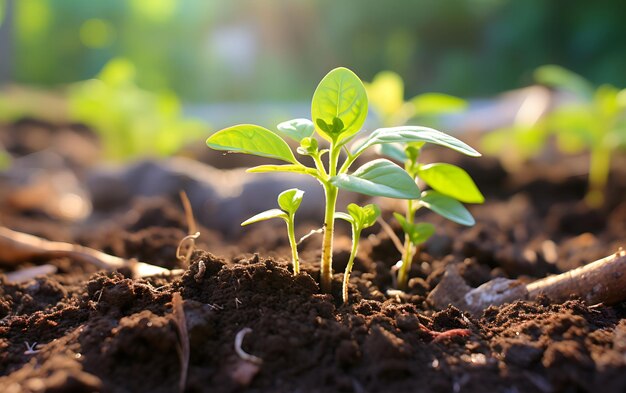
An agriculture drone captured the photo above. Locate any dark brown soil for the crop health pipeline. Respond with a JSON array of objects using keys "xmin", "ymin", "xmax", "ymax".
[{"xmin": 0, "ymin": 119, "xmax": 625, "ymax": 392}]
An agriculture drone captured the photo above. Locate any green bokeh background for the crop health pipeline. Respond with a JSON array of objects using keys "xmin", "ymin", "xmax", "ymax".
[{"xmin": 3, "ymin": 0, "xmax": 626, "ymax": 102}]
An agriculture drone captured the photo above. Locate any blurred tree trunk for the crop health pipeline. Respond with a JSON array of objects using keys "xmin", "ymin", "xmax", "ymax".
[{"xmin": 0, "ymin": 0, "xmax": 13, "ymax": 85}]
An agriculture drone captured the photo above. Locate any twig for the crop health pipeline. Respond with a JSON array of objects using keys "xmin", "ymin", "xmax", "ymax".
[
  {"xmin": 376, "ymin": 217, "xmax": 404, "ymax": 254},
  {"xmin": 0, "ymin": 226, "xmax": 182, "ymax": 278},
  {"xmin": 171, "ymin": 293, "xmax": 189, "ymax": 393},
  {"xmin": 177, "ymin": 191, "xmax": 200, "ymax": 267},
  {"xmin": 5, "ymin": 264, "xmax": 57, "ymax": 283},
  {"xmin": 179, "ymin": 191, "xmax": 197, "ymax": 235},
  {"xmin": 297, "ymin": 228, "xmax": 324, "ymax": 245},
  {"xmin": 234, "ymin": 328, "xmax": 263, "ymax": 365}
]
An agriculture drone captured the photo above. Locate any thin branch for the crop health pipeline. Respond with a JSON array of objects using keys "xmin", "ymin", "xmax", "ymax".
[{"xmin": 376, "ymin": 217, "xmax": 405, "ymax": 254}]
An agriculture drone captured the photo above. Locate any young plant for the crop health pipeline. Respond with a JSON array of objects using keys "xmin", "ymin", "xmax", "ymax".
[
  {"xmin": 377, "ymin": 141, "xmax": 484, "ymax": 290},
  {"xmin": 336, "ymin": 203, "xmax": 380, "ymax": 303},
  {"xmin": 207, "ymin": 67, "xmax": 480, "ymax": 293},
  {"xmin": 241, "ymin": 188, "xmax": 304, "ymax": 274}
]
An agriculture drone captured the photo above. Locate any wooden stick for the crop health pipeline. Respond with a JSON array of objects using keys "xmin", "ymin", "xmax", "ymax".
[
  {"xmin": 0, "ymin": 226, "xmax": 181, "ymax": 278},
  {"xmin": 527, "ymin": 249, "xmax": 626, "ymax": 305}
]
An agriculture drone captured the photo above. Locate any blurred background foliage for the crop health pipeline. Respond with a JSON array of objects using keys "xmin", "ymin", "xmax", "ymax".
[{"xmin": 3, "ymin": 0, "xmax": 626, "ymax": 102}]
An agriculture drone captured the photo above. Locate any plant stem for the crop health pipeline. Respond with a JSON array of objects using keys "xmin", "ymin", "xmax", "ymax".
[
  {"xmin": 286, "ymin": 215, "xmax": 300, "ymax": 274},
  {"xmin": 397, "ymin": 199, "xmax": 415, "ymax": 290},
  {"xmin": 586, "ymin": 146, "xmax": 611, "ymax": 208},
  {"xmin": 320, "ymin": 145, "xmax": 341, "ymax": 293},
  {"xmin": 342, "ymin": 227, "xmax": 361, "ymax": 303}
]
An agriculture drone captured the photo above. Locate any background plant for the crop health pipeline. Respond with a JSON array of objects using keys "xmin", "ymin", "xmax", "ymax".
[
  {"xmin": 206, "ymin": 67, "xmax": 480, "ymax": 294},
  {"xmin": 241, "ymin": 188, "xmax": 304, "ymax": 275},
  {"xmin": 482, "ymin": 65, "xmax": 626, "ymax": 207}
]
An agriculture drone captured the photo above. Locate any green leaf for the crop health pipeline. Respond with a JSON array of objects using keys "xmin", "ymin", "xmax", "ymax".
[
  {"xmin": 347, "ymin": 203, "xmax": 380, "ymax": 230},
  {"xmin": 277, "ymin": 188, "xmax": 304, "ymax": 214},
  {"xmin": 411, "ymin": 93, "xmax": 467, "ymax": 117},
  {"xmin": 375, "ymin": 143, "xmax": 407, "ymax": 162},
  {"xmin": 418, "ymin": 191, "xmax": 475, "ymax": 226},
  {"xmin": 534, "ymin": 65, "xmax": 594, "ymax": 99},
  {"xmin": 418, "ymin": 163, "xmax": 484, "ymax": 203},
  {"xmin": 311, "ymin": 67, "xmax": 368, "ymax": 142},
  {"xmin": 296, "ymin": 137, "xmax": 319, "ymax": 156},
  {"xmin": 241, "ymin": 209, "xmax": 287, "ymax": 226},
  {"xmin": 206, "ymin": 124, "xmax": 297, "ymax": 163},
  {"xmin": 330, "ymin": 159, "xmax": 420, "ymax": 199},
  {"xmin": 247, "ymin": 164, "xmax": 316, "ymax": 176},
  {"xmin": 276, "ymin": 118, "xmax": 315, "ymax": 142},
  {"xmin": 352, "ymin": 126, "xmax": 481, "ymax": 157},
  {"xmin": 336, "ymin": 212, "xmax": 354, "ymax": 224},
  {"xmin": 393, "ymin": 213, "xmax": 435, "ymax": 245}
]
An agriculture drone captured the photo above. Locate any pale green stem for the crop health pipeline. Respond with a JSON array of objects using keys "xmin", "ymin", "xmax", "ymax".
[
  {"xmin": 286, "ymin": 215, "xmax": 300, "ymax": 274},
  {"xmin": 320, "ymin": 145, "xmax": 341, "ymax": 293},
  {"xmin": 586, "ymin": 146, "xmax": 611, "ymax": 208},
  {"xmin": 342, "ymin": 226, "xmax": 361, "ymax": 304},
  {"xmin": 397, "ymin": 199, "xmax": 415, "ymax": 290}
]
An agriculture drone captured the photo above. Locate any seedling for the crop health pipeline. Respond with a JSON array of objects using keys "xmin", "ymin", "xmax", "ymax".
[
  {"xmin": 337, "ymin": 203, "xmax": 380, "ymax": 303},
  {"xmin": 377, "ymin": 141, "xmax": 484, "ymax": 290},
  {"xmin": 241, "ymin": 188, "xmax": 304, "ymax": 274},
  {"xmin": 207, "ymin": 67, "xmax": 480, "ymax": 293}
]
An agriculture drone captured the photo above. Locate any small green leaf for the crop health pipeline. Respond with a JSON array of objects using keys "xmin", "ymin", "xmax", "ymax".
[
  {"xmin": 411, "ymin": 93, "xmax": 467, "ymax": 117},
  {"xmin": 534, "ymin": 65, "xmax": 594, "ymax": 99},
  {"xmin": 312, "ymin": 67, "xmax": 368, "ymax": 142},
  {"xmin": 353, "ymin": 126, "xmax": 481, "ymax": 157},
  {"xmin": 330, "ymin": 159, "xmax": 420, "ymax": 199},
  {"xmin": 336, "ymin": 212, "xmax": 354, "ymax": 224},
  {"xmin": 418, "ymin": 191, "xmax": 475, "ymax": 226},
  {"xmin": 375, "ymin": 143, "xmax": 407, "ymax": 162},
  {"xmin": 276, "ymin": 118, "xmax": 315, "ymax": 142},
  {"xmin": 347, "ymin": 203, "xmax": 380, "ymax": 229},
  {"xmin": 277, "ymin": 188, "xmax": 304, "ymax": 214},
  {"xmin": 297, "ymin": 137, "xmax": 319, "ymax": 156},
  {"xmin": 247, "ymin": 164, "xmax": 316, "ymax": 176},
  {"xmin": 206, "ymin": 124, "xmax": 297, "ymax": 163},
  {"xmin": 241, "ymin": 209, "xmax": 287, "ymax": 226},
  {"xmin": 418, "ymin": 163, "xmax": 484, "ymax": 203},
  {"xmin": 393, "ymin": 213, "xmax": 435, "ymax": 245}
]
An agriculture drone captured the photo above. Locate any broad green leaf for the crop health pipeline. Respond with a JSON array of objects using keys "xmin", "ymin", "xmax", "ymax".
[
  {"xmin": 277, "ymin": 188, "xmax": 304, "ymax": 214},
  {"xmin": 418, "ymin": 191, "xmax": 475, "ymax": 226},
  {"xmin": 375, "ymin": 143, "xmax": 407, "ymax": 162},
  {"xmin": 411, "ymin": 93, "xmax": 467, "ymax": 117},
  {"xmin": 330, "ymin": 159, "xmax": 420, "ymax": 199},
  {"xmin": 247, "ymin": 164, "xmax": 316, "ymax": 176},
  {"xmin": 393, "ymin": 213, "xmax": 435, "ymax": 245},
  {"xmin": 534, "ymin": 65, "xmax": 594, "ymax": 99},
  {"xmin": 311, "ymin": 67, "xmax": 368, "ymax": 142},
  {"xmin": 241, "ymin": 209, "xmax": 287, "ymax": 226},
  {"xmin": 352, "ymin": 126, "xmax": 481, "ymax": 157},
  {"xmin": 276, "ymin": 118, "xmax": 315, "ymax": 142},
  {"xmin": 206, "ymin": 124, "xmax": 297, "ymax": 163},
  {"xmin": 418, "ymin": 163, "xmax": 484, "ymax": 203},
  {"xmin": 347, "ymin": 203, "xmax": 380, "ymax": 229}
]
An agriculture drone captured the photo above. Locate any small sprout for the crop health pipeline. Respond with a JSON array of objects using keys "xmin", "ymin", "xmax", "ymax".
[
  {"xmin": 337, "ymin": 203, "xmax": 380, "ymax": 303},
  {"xmin": 242, "ymin": 188, "xmax": 304, "ymax": 275},
  {"xmin": 207, "ymin": 67, "xmax": 481, "ymax": 293},
  {"xmin": 234, "ymin": 328, "xmax": 263, "ymax": 365}
]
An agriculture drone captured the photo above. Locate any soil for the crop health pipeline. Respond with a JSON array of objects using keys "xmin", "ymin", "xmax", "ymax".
[{"xmin": 0, "ymin": 119, "xmax": 625, "ymax": 392}]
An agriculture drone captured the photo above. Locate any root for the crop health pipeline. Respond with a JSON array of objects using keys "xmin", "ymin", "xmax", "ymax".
[
  {"xmin": 234, "ymin": 328, "xmax": 263, "ymax": 365},
  {"xmin": 171, "ymin": 293, "xmax": 189, "ymax": 393}
]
